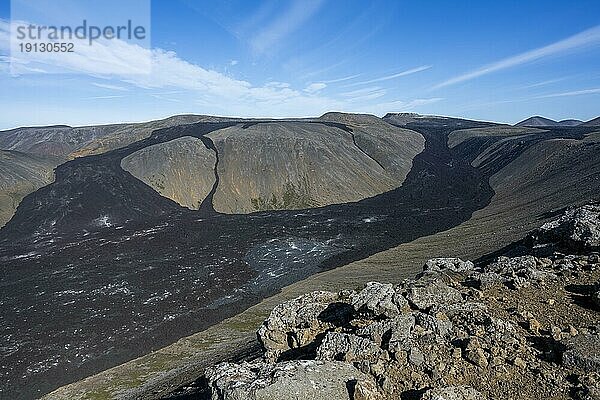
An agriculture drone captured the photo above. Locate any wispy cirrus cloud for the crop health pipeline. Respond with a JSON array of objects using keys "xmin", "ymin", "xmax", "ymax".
[
  {"xmin": 534, "ymin": 87, "xmax": 600, "ymax": 98},
  {"xmin": 320, "ymin": 74, "xmax": 362, "ymax": 84},
  {"xmin": 341, "ymin": 86, "xmax": 386, "ymax": 101},
  {"xmin": 0, "ymin": 18, "xmax": 341, "ymax": 116},
  {"xmin": 91, "ymin": 82, "xmax": 129, "ymax": 91},
  {"xmin": 517, "ymin": 76, "xmax": 571, "ymax": 90},
  {"xmin": 432, "ymin": 25, "xmax": 600, "ymax": 90},
  {"xmin": 345, "ymin": 65, "xmax": 432, "ymax": 87},
  {"xmin": 84, "ymin": 95, "xmax": 126, "ymax": 100},
  {"xmin": 249, "ymin": 0, "xmax": 324, "ymax": 54}
]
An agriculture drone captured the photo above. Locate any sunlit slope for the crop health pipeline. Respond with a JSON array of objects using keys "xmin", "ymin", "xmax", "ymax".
[
  {"xmin": 0, "ymin": 150, "xmax": 63, "ymax": 227},
  {"xmin": 121, "ymin": 136, "xmax": 217, "ymax": 210},
  {"xmin": 120, "ymin": 116, "xmax": 424, "ymax": 213}
]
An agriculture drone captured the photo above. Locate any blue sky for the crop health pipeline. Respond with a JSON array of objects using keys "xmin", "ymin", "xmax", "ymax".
[{"xmin": 0, "ymin": 0, "xmax": 599, "ymax": 129}]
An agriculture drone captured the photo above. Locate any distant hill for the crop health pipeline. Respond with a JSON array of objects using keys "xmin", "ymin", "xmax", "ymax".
[
  {"xmin": 0, "ymin": 115, "xmax": 219, "ymax": 158},
  {"xmin": 556, "ymin": 119, "xmax": 584, "ymax": 126},
  {"xmin": 515, "ymin": 116, "xmax": 583, "ymax": 127},
  {"xmin": 123, "ymin": 114, "xmax": 425, "ymax": 214},
  {"xmin": 582, "ymin": 117, "xmax": 600, "ymax": 127}
]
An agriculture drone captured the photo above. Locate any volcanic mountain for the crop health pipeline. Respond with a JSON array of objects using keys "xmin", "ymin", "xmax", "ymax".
[
  {"xmin": 0, "ymin": 112, "xmax": 599, "ymax": 399},
  {"xmin": 515, "ymin": 115, "xmax": 583, "ymax": 127},
  {"xmin": 121, "ymin": 114, "xmax": 423, "ymax": 213}
]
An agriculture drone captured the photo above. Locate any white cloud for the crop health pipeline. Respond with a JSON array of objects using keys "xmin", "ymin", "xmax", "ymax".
[
  {"xmin": 346, "ymin": 65, "xmax": 432, "ymax": 87},
  {"xmin": 320, "ymin": 74, "xmax": 362, "ymax": 84},
  {"xmin": 341, "ymin": 86, "xmax": 386, "ymax": 101},
  {"xmin": 304, "ymin": 82, "xmax": 326, "ymax": 93},
  {"xmin": 432, "ymin": 25, "xmax": 600, "ymax": 90},
  {"xmin": 0, "ymin": 18, "xmax": 338, "ymax": 117},
  {"xmin": 517, "ymin": 77, "xmax": 570, "ymax": 89},
  {"xmin": 230, "ymin": 60, "xmax": 239, "ymax": 66},
  {"xmin": 0, "ymin": 18, "xmax": 443, "ymax": 119},
  {"xmin": 84, "ymin": 95, "xmax": 126, "ymax": 100},
  {"xmin": 250, "ymin": 0, "xmax": 324, "ymax": 54},
  {"xmin": 6, "ymin": 21, "xmax": 152, "ymax": 75},
  {"xmin": 92, "ymin": 82, "xmax": 129, "ymax": 91},
  {"xmin": 297, "ymin": 58, "xmax": 351, "ymax": 80},
  {"xmin": 0, "ymin": 19, "xmax": 8, "ymax": 51},
  {"xmin": 265, "ymin": 81, "xmax": 291, "ymax": 89},
  {"xmin": 535, "ymin": 87, "xmax": 600, "ymax": 98}
]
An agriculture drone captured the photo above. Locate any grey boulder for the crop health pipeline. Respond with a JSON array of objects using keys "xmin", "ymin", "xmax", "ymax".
[{"xmin": 206, "ymin": 360, "xmax": 378, "ymax": 400}]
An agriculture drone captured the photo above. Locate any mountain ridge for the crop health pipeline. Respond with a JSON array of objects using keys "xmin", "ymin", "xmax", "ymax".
[{"xmin": 515, "ymin": 115, "xmax": 584, "ymax": 127}]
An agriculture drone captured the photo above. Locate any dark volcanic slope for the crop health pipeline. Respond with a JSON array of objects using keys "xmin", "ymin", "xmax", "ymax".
[
  {"xmin": 582, "ymin": 116, "xmax": 600, "ymax": 126},
  {"xmin": 0, "ymin": 118, "xmax": 594, "ymax": 399}
]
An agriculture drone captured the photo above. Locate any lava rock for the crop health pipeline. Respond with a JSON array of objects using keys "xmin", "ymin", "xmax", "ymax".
[
  {"xmin": 562, "ymin": 334, "xmax": 600, "ymax": 372},
  {"xmin": 316, "ymin": 332, "xmax": 387, "ymax": 364},
  {"xmin": 206, "ymin": 360, "xmax": 376, "ymax": 400},
  {"xmin": 593, "ymin": 289, "xmax": 600, "ymax": 309},
  {"xmin": 351, "ymin": 282, "xmax": 403, "ymax": 319},
  {"xmin": 424, "ymin": 258, "xmax": 475, "ymax": 273},
  {"xmin": 421, "ymin": 386, "xmax": 487, "ymax": 400},
  {"xmin": 386, "ymin": 313, "xmax": 417, "ymax": 353},
  {"xmin": 533, "ymin": 203, "xmax": 600, "ymax": 251},
  {"xmin": 406, "ymin": 280, "xmax": 463, "ymax": 311},
  {"xmin": 477, "ymin": 272, "xmax": 504, "ymax": 290},
  {"xmin": 257, "ymin": 291, "xmax": 353, "ymax": 361}
]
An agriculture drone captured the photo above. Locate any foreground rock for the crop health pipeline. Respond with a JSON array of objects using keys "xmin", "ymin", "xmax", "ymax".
[
  {"xmin": 527, "ymin": 203, "xmax": 600, "ymax": 252},
  {"xmin": 206, "ymin": 204, "xmax": 600, "ymax": 399},
  {"xmin": 206, "ymin": 360, "xmax": 378, "ymax": 400}
]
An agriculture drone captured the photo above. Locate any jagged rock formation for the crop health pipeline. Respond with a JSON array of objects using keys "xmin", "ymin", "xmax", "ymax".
[
  {"xmin": 529, "ymin": 203, "xmax": 600, "ymax": 252},
  {"xmin": 206, "ymin": 360, "xmax": 379, "ymax": 400},
  {"xmin": 206, "ymin": 204, "xmax": 600, "ymax": 399},
  {"xmin": 0, "ymin": 150, "xmax": 63, "ymax": 226},
  {"xmin": 121, "ymin": 136, "xmax": 217, "ymax": 210}
]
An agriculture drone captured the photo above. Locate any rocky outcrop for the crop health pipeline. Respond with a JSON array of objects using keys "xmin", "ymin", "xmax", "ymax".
[
  {"xmin": 205, "ymin": 359, "xmax": 377, "ymax": 400},
  {"xmin": 528, "ymin": 203, "xmax": 600, "ymax": 251},
  {"xmin": 256, "ymin": 290, "xmax": 354, "ymax": 362},
  {"xmin": 206, "ymin": 204, "xmax": 600, "ymax": 399}
]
